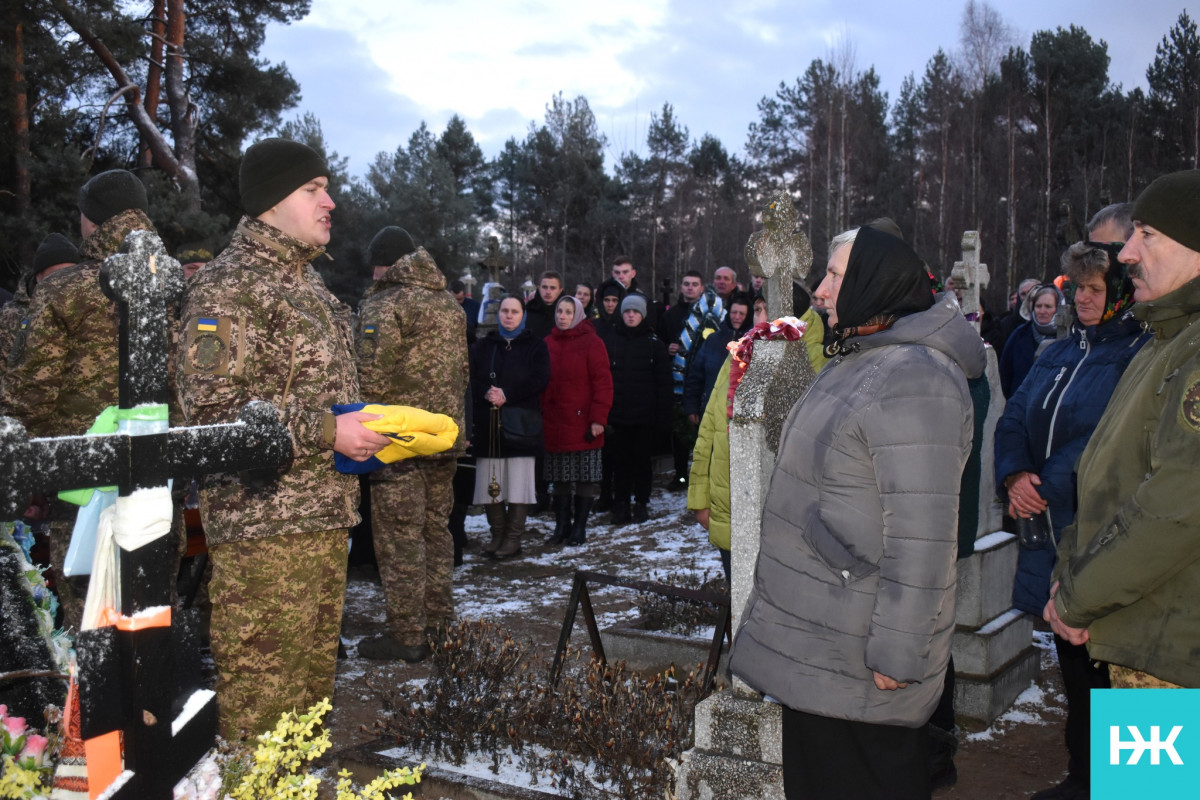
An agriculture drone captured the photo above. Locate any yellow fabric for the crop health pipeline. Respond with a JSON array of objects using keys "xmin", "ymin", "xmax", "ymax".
[{"xmin": 359, "ymin": 403, "xmax": 459, "ymax": 462}]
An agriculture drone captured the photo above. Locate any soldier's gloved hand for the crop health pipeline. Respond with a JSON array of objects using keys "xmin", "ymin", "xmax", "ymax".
[{"xmin": 334, "ymin": 411, "xmax": 390, "ymax": 462}]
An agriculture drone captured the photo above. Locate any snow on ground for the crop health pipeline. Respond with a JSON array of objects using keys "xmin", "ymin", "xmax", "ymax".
[{"xmin": 966, "ymin": 629, "xmax": 1064, "ymax": 742}]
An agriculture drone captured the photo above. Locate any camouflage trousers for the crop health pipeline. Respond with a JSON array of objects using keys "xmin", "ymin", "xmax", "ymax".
[
  {"xmin": 370, "ymin": 458, "xmax": 456, "ymax": 644},
  {"xmin": 1108, "ymin": 664, "xmax": 1184, "ymax": 689},
  {"xmin": 208, "ymin": 528, "xmax": 348, "ymax": 740}
]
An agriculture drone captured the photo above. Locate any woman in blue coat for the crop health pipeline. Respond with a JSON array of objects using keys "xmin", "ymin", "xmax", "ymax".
[{"xmin": 994, "ymin": 240, "xmax": 1149, "ymax": 800}]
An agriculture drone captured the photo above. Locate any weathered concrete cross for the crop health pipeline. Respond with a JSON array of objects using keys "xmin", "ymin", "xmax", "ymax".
[
  {"xmin": 0, "ymin": 230, "xmax": 292, "ymax": 799},
  {"xmin": 950, "ymin": 231, "xmax": 989, "ymax": 332}
]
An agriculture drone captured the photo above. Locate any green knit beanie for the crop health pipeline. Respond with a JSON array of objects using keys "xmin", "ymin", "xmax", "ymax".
[
  {"xmin": 1133, "ymin": 170, "xmax": 1200, "ymax": 254},
  {"xmin": 239, "ymin": 138, "xmax": 330, "ymax": 216},
  {"xmin": 77, "ymin": 169, "xmax": 149, "ymax": 226},
  {"xmin": 368, "ymin": 226, "xmax": 417, "ymax": 267}
]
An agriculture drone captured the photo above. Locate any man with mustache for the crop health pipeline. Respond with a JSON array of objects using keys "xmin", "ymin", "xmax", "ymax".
[{"xmin": 1047, "ymin": 169, "xmax": 1200, "ymax": 692}]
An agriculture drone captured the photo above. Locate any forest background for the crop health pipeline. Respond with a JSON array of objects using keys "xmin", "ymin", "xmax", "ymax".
[{"xmin": 2, "ymin": 1, "xmax": 1198, "ymax": 311}]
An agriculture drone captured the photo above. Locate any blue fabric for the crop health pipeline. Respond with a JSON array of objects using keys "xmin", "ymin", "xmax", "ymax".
[
  {"xmin": 332, "ymin": 403, "xmax": 381, "ymax": 474},
  {"xmin": 998, "ymin": 321, "xmax": 1040, "ymax": 399},
  {"xmin": 498, "ymin": 316, "xmax": 525, "ymax": 339},
  {"xmin": 993, "ymin": 314, "xmax": 1150, "ymax": 615},
  {"xmin": 683, "ymin": 324, "xmax": 737, "ymax": 417}
]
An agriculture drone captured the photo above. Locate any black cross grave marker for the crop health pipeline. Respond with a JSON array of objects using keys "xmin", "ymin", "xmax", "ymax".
[{"xmin": 0, "ymin": 230, "xmax": 293, "ymax": 799}]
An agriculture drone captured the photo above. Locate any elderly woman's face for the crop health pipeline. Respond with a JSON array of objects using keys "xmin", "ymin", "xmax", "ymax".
[
  {"xmin": 1033, "ymin": 292, "xmax": 1057, "ymax": 326},
  {"xmin": 499, "ymin": 298, "xmax": 524, "ymax": 331},
  {"xmin": 816, "ymin": 245, "xmax": 851, "ymax": 327},
  {"xmin": 555, "ymin": 299, "xmax": 575, "ymax": 330},
  {"xmin": 1073, "ymin": 274, "xmax": 1107, "ymax": 327}
]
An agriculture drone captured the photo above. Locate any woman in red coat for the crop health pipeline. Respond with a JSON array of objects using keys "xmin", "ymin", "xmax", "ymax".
[{"xmin": 542, "ymin": 295, "xmax": 613, "ymax": 545}]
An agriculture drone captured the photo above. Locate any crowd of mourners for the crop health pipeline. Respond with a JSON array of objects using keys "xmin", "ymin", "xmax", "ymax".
[{"xmin": 1, "ymin": 137, "xmax": 1198, "ymax": 800}]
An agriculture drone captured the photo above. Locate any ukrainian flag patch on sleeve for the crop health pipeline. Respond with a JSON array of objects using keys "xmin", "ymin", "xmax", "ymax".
[{"xmin": 196, "ymin": 317, "xmax": 219, "ymax": 332}]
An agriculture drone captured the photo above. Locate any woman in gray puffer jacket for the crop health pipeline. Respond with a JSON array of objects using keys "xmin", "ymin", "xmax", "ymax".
[{"xmin": 729, "ymin": 224, "xmax": 986, "ymax": 800}]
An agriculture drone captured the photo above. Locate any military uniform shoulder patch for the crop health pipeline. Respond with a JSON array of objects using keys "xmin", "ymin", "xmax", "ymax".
[
  {"xmin": 1180, "ymin": 372, "xmax": 1200, "ymax": 434},
  {"xmin": 357, "ymin": 320, "xmax": 379, "ymax": 361},
  {"xmin": 183, "ymin": 315, "xmax": 233, "ymax": 375}
]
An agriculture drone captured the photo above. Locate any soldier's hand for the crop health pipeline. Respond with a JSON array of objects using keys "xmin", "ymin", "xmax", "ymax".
[
  {"xmin": 334, "ymin": 411, "xmax": 390, "ymax": 461},
  {"xmin": 668, "ymin": 343, "xmax": 682, "ymax": 355}
]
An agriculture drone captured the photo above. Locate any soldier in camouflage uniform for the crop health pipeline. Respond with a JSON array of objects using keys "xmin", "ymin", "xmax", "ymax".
[
  {"xmin": 1, "ymin": 173, "xmax": 153, "ymax": 632},
  {"xmin": 0, "ymin": 234, "xmax": 79, "ymax": 381},
  {"xmin": 175, "ymin": 138, "xmax": 390, "ymax": 739},
  {"xmin": 354, "ymin": 227, "xmax": 468, "ymax": 663}
]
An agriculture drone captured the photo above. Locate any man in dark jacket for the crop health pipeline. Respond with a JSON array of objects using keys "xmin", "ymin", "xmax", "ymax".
[
  {"xmin": 1049, "ymin": 169, "xmax": 1200, "ymax": 691},
  {"xmin": 605, "ymin": 293, "xmax": 672, "ymax": 524},
  {"xmin": 656, "ymin": 270, "xmax": 716, "ymax": 488},
  {"xmin": 524, "ymin": 270, "xmax": 563, "ymax": 339},
  {"xmin": 451, "ymin": 279, "xmax": 480, "ymax": 344}
]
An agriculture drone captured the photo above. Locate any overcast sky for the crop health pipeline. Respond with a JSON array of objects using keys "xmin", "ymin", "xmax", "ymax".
[{"xmin": 260, "ymin": 1, "xmax": 1188, "ymax": 178}]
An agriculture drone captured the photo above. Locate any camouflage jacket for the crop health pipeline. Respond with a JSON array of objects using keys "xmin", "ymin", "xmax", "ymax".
[
  {"xmin": 356, "ymin": 247, "xmax": 468, "ymax": 479},
  {"xmin": 0, "ymin": 285, "xmax": 31, "ymax": 404},
  {"xmin": 176, "ymin": 216, "xmax": 360, "ymax": 544},
  {"xmin": 1, "ymin": 209, "xmax": 153, "ymax": 437}
]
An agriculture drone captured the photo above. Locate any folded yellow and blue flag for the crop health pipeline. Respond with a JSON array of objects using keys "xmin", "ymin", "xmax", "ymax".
[{"xmin": 332, "ymin": 403, "xmax": 459, "ymax": 474}]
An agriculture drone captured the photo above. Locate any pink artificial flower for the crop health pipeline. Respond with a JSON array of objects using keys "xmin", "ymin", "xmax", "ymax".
[
  {"xmin": 0, "ymin": 704, "xmax": 8, "ymax": 717},
  {"xmin": 19, "ymin": 734, "xmax": 48, "ymax": 768},
  {"xmin": 3, "ymin": 715, "xmax": 26, "ymax": 737}
]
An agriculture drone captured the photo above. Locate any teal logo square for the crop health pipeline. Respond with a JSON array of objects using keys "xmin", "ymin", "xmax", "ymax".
[{"xmin": 1092, "ymin": 688, "xmax": 1200, "ymax": 797}]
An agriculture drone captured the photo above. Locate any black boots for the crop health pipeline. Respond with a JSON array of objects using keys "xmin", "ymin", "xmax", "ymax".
[
  {"xmin": 632, "ymin": 502, "xmax": 649, "ymax": 523},
  {"xmin": 547, "ymin": 493, "xmax": 573, "ymax": 545},
  {"xmin": 494, "ymin": 503, "xmax": 527, "ymax": 559},
  {"xmin": 567, "ymin": 495, "xmax": 595, "ymax": 545},
  {"xmin": 609, "ymin": 500, "xmax": 631, "ymax": 525}
]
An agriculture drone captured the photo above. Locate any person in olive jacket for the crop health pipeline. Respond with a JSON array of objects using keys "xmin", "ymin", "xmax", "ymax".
[
  {"xmin": 605, "ymin": 293, "xmax": 672, "ymax": 524},
  {"xmin": 469, "ymin": 295, "xmax": 550, "ymax": 559}
]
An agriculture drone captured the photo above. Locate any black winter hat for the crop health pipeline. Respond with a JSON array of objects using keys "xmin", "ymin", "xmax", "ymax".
[
  {"xmin": 368, "ymin": 227, "xmax": 417, "ymax": 267},
  {"xmin": 1132, "ymin": 169, "xmax": 1200, "ymax": 254},
  {"xmin": 32, "ymin": 233, "xmax": 80, "ymax": 275},
  {"xmin": 77, "ymin": 170, "xmax": 148, "ymax": 226},
  {"xmin": 239, "ymin": 138, "xmax": 330, "ymax": 216}
]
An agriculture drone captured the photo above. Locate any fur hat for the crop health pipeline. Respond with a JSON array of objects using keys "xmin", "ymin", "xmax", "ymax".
[
  {"xmin": 77, "ymin": 170, "xmax": 148, "ymax": 226},
  {"xmin": 1133, "ymin": 170, "xmax": 1200, "ymax": 254},
  {"xmin": 239, "ymin": 138, "xmax": 330, "ymax": 215},
  {"xmin": 368, "ymin": 227, "xmax": 417, "ymax": 267}
]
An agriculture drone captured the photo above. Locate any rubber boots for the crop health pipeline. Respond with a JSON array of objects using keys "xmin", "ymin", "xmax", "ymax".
[
  {"xmin": 494, "ymin": 503, "xmax": 527, "ymax": 559},
  {"xmin": 547, "ymin": 493, "xmax": 573, "ymax": 545},
  {"xmin": 567, "ymin": 495, "xmax": 595, "ymax": 546},
  {"xmin": 482, "ymin": 503, "xmax": 506, "ymax": 556}
]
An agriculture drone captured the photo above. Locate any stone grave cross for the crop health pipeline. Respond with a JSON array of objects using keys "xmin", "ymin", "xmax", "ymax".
[
  {"xmin": 0, "ymin": 230, "xmax": 292, "ymax": 799},
  {"xmin": 744, "ymin": 193, "xmax": 811, "ymax": 321},
  {"xmin": 730, "ymin": 193, "xmax": 815, "ymax": 634},
  {"xmin": 674, "ymin": 193, "xmax": 818, "ymax": 799},
  {"xmin": 950, "ymin": 231, "xmax": 988, "ymax": 332}
]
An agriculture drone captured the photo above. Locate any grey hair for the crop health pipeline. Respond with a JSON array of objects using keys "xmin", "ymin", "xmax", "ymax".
[
  {"xmin": 828, "ymin": 228, "xmax": 859, "ymax": 256},
  {"xmin": 1087, "ymin": 203, "xmax": 1134, "ymax": 240}
]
